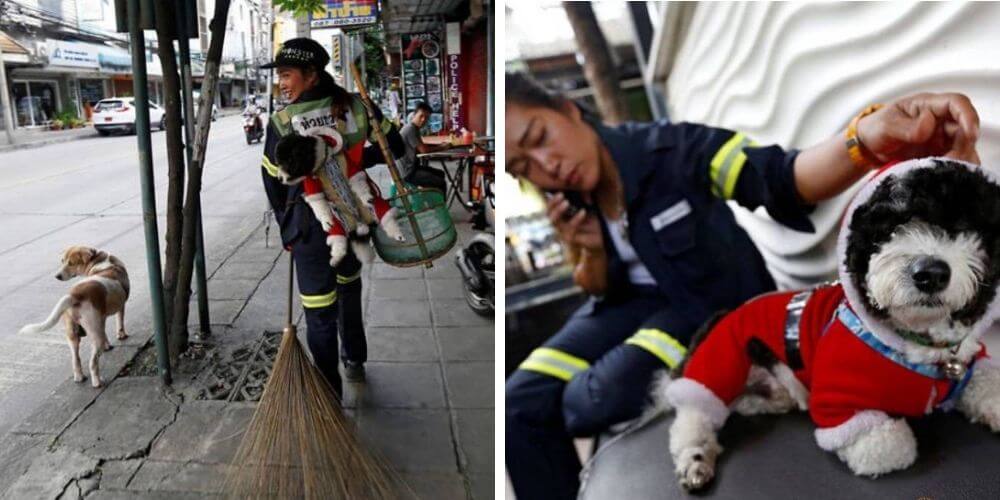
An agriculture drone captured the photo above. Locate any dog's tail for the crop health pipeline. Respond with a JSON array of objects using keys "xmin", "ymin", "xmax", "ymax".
[{"xmin": 19, "ymin": 295, "xmax": 74, "ymax": 334}]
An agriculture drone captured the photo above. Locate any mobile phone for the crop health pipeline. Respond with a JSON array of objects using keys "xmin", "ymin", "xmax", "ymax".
[{"xmin": 545, "ymin": 190, "xmax": 594, "ymax": 219}]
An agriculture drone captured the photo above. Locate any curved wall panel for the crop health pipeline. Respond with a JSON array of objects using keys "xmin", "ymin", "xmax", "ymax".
[{"xmin": 664, "ymin": 2, "xmax": 1000, "ymax": 288}]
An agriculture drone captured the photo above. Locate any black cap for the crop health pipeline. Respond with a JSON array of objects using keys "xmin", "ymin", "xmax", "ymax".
[{"xmin": 260, "ymin": 38, "xmax": 330, "ymax": 70}]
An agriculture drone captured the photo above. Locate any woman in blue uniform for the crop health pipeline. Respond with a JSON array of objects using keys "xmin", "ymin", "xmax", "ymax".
[{"xmin": 503, "ymin": 73, "xmax": 981, "ymax": 500}]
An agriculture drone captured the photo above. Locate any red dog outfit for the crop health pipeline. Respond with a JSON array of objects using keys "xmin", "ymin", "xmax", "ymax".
[
  {"xmin": 676, "ymin": 283, "xmax": 987, "ymax": 450},
  {"xmin": 664, "ymin": 158, "xmax": 1000, "ymax": 452}
]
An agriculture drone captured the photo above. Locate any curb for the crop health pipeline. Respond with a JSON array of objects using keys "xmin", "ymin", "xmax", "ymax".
[{"xmin": 0, "ymin": 132, "xmax": 100, "ymax": 154}]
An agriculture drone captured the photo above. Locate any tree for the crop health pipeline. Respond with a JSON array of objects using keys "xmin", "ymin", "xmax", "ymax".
[
  {"xmin": 168, "ymin": 0, "xmax": 232, "ymax": 357},
  {"xmin": 154, "ymin": 0, "xmax": 187, "ymax": 360},
  {"xmin": 562, "ymin": 2, "xmax": 628, "ymax": 124},
  {"xmin": 145, "ymin": 0, "xmax": 231, "ymax": 362}
]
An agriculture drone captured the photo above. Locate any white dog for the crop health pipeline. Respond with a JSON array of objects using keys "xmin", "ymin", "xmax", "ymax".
[
  {"xmin": 20, "ymin": 246, "xmax": 130, "ymax": 388},
  {"xmin": 662, "ymin": 158, "xmax": 1000, "ymax": 489}
]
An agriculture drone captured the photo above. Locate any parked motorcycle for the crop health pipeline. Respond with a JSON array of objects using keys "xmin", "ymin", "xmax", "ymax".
[
  {"xmin": 243, "ymin": 108, "xmax": 264, "ymax": 144},
  {"xmin": 455, "ymin": 170, "xmax": 495, "ymax": 316}
]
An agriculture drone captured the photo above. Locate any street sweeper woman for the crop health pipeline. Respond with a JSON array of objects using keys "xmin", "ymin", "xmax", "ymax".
[
  {"xmin": 503, "ymin": 71, "xmax": 982, "ymax": 500},
  {"xmin": 259, "ymin": 38, "xmax": 406, "ymax": 398}
]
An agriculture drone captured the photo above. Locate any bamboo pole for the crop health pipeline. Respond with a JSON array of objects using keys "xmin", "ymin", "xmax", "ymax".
[{"xmin": 348, "ymin": 61, "xmax": 432, "ymax": 266}]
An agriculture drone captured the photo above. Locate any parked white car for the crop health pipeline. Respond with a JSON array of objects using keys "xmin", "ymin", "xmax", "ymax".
[{"xmin": 92, "ymin": 98, "xmax": 166, "ymax": 136}]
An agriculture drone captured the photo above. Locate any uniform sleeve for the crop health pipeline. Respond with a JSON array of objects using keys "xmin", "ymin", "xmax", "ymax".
[
  {"xmin": 676, "ymin": 122, "xmax": 815, "ymax": 233},
  {"xmin": 261, "ymin": 120, "xmax": 288, "ymax": 225}
]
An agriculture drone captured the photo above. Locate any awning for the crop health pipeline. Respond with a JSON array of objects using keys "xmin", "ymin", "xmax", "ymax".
[
  {"xmin": 1, "ymin": 31, "xmax": 32, "ymax": 64},
  {"xmin": 381, "ymin": 0, "xmax": 466, "ymax": 41},
  {"xmin": 99, "ymin": 52, "xmax": 131, "ymax": 70}
]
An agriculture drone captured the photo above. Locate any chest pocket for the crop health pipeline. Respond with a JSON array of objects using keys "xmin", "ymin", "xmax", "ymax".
[{"xmin": 650, "ymin": 197, "xmax": 696, "ymax": 256}]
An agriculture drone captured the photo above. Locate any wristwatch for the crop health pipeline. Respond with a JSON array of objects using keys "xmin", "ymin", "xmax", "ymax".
[{"xmin": 846, "ymin": 104, "xmax": 884, "ymax": 170}]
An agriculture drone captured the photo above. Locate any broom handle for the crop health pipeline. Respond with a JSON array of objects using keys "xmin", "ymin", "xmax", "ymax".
[
  {"xmin": 348, "ymin": 61, "xmax": 432, "ymax": 265},
  {"xmin": 287, "ymin": 253, "xmax": 294, "ymax": 327}
]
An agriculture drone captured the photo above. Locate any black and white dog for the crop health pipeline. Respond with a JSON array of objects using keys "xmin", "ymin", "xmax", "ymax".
[{"xmin": 661, "ymin": 158, "xmax": 1000, "ymax": 489}]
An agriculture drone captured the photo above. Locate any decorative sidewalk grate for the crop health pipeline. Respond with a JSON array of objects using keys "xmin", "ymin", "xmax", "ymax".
[{"xmin": 197, "ymin": 330, "xmax": 281, "ymax": 402}]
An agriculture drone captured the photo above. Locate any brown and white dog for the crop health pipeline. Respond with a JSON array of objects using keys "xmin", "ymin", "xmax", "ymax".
[{"xmin": 19, "ymin": 246, "xmax": 130, "ymax": 388}]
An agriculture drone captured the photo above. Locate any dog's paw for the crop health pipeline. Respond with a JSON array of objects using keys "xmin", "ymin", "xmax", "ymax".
[
  {"xmin": 91, "ymin": 377, "xmax": 103, "ymax": 389},
  {"xmin": 836, "ymin": 418, "xmax": 917, "ymax": 477},
  {"xmin": 674, "ymin": 447, "xmax": 716, "ymax": 491},
  {"xmin": 117, "ymin": 330, "xmax": 129, "ymax": 341},
  {"xmin": 73, "ymin": 374, "xmax": 86, "ymax": 383},
  {"xmin": 381, "ymin": 208, "xmax": 406, "ymax": 242}
]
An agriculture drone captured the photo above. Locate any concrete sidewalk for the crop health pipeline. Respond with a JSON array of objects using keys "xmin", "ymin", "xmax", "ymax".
[{"xmin": 0, "ymin": 202, "xmax": 494, "ymax": 498}]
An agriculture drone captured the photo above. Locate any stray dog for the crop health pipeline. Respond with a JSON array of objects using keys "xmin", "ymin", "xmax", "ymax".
[
  {"xmin": 20, "ymin": 246, "xmax": 130, "ymax": 388},
  {"xmin": 662, "ymin": 158, "xmax": 1000, "ymax": 489}
]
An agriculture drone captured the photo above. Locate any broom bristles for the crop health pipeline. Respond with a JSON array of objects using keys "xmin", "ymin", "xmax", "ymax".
[{"xmin": 224, "ymin": 328, "xmax": 400, "ymax": 499}]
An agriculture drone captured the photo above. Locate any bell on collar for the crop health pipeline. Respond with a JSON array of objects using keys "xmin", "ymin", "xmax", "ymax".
[{"xmin": 942, "ymin": 357, "xmax": 966, "ymax": 380}]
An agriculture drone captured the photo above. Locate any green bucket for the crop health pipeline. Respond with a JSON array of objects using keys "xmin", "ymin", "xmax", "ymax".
[{"xmin": 374, "ymin": 187, "xmax": 456, "ymax": 267}]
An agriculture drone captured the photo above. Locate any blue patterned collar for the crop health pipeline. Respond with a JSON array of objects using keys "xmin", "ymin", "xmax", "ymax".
[{"xmin": 836, "ymin": 302, "xmax": 959, "ymax": 380}]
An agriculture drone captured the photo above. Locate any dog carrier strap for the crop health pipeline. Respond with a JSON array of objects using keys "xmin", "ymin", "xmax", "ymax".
[{"xmin": 784, "ymin": 290, "xmax": 812, "ymax": 370}]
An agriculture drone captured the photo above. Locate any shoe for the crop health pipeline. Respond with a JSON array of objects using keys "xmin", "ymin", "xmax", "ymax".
[{"xmin": 343, "ymin": 361, "xmax": 366, "ymax": 383}]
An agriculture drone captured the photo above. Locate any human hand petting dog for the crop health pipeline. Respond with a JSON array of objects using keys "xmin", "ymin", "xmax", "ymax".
[{"xmin": 857, "ymin": 92, "xmax": 981, "ymax": 165}]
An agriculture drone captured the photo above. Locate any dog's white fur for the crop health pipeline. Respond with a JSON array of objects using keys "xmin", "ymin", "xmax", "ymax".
[
  {"xmin": 19, "ymin": 246, "xmax": 130, "ymax": 388},
  {"xmin": 866, "ymin": 220, "xmax": 985, "ymax": 336},
  {"xmin": 663, "ymin": 160, "xmax": 1000, "ymax": 488}
]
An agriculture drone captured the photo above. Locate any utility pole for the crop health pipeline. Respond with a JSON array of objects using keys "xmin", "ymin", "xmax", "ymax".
[{"xmin": 0, "ymin": 0, "xmax": 17, "ymax": 144}]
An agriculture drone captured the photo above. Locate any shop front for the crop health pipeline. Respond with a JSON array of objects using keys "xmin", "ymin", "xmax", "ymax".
[
  {"xmin": 10, "ymin": 79, "xmax": 60, "ymax": 128},
  {"xmin": 7, "ymin": 39, "xmax": 146, "ymax": 127}
]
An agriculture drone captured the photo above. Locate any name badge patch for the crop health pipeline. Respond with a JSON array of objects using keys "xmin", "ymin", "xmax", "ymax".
[{"xmin": 650, "ymin": 199, "xmax": 692, "ymax": 231}]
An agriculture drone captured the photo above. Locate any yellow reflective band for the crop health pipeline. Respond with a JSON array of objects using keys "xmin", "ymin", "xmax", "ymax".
[
  {"xmin": 300, "ymin": 290, "xmax": 337, "ymax": 308},
  {"xmin": 337, "ymin": 271, "xmax": 361, "ymax": 284},
  {"xmin": 517, "ymin": 347, "xmax": 590, "ymax": 382},
  {"xmin": 625, "ymin": 329, "xmax": 688, "ymax": 369},
  {"xmin": 262, "ymin": 155, "xmax": 280, "ymax": 178},
  {"xmin": 709, "ymin": 133, "xmax": 755, "ymax": 199}
]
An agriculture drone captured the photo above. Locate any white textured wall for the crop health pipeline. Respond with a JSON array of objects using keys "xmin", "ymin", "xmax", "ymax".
[{"xmin": 664, "ymin": 1, "xmax": 1000, "ymax": 289}]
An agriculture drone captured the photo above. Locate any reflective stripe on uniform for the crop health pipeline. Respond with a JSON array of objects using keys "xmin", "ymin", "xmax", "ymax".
[
  {"xmin": 625, "ymin": 328, "xmax": 687, "ymax": 369},
  {"xmin": 262, "ymin": 155, "xmax": 281, "ymax": 178},
  {"xmin": 518, "ymin": 347, "xmax": 590, "ymax": 381},
  {"xmin": 337, "ymin": 271, "xmax": 361, "ymax": 284},
  {"xmin": 709, "ymin": 132, "xmax": 755, "ymax": 199},
  {"xmin": 301, "ymin": 290, "xmax": 337, "ymax": 308}
]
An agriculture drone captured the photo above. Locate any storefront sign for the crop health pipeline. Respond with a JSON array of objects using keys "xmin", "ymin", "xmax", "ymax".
[
  {"xmin": 401, "ymin": 32, "xmax": 444, "ymax": 133},
  {"xmin": 447, "ymin": 54, "xmax": 462, "ymax": 133},
  {"xmin": 310, "ymin": 0, "xmax": 379, "ymax": 29},
  {"xmin": 47, "ymin": 40, "xmax": 99, "ymax": 69}
]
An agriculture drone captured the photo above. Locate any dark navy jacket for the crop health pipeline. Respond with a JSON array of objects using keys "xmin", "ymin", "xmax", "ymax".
[{"xmin": 591, "ymin": 118, "xmax": 815, "ymax": 324}]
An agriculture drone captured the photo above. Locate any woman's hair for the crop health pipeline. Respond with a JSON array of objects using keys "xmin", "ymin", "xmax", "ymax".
[
  {"xmin": 308, "ymin": 66, "xmax": 352, "ymax": 118},
  {"xmin": 506, "ymin": 72, "xmax": 599, "ymax": 121},
  {"xmin": 506, "ymin": 72, "xmax": 567, "ymax": 111}
]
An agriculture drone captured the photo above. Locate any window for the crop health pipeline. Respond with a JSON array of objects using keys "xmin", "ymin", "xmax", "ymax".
[{"xmin": 95, "ymin": 100, "xmax": 125, "ymax": 111}]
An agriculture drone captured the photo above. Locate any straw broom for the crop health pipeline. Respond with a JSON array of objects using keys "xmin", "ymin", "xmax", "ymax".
[{"xmin": 224, "ymin": 254, "xmax": 396, "ymax": 499}]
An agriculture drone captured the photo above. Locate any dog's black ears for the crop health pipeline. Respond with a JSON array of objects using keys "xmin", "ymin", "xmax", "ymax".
[{"xmin": 275, "ymin": 134, "xmax": 322, "ymax": 182}]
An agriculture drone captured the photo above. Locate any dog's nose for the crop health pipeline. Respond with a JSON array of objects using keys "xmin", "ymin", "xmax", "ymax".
[{"xmin": 909, "ymin": 257, "xmax": 951, "ymax": 294}]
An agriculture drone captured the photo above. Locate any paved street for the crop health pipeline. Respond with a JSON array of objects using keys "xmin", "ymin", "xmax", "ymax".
[{"xmin": 0, "ymin": 113, "xmax": 267, "ymax": 436}]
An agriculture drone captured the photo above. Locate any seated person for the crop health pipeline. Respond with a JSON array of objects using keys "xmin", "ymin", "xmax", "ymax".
[
  {"xmin": 399, "ymin": 102, "xmax": 451, "ymax": 194},
  {"xmin": 503, "ymin": 72, "xmax": 982, "ymax": 500}
]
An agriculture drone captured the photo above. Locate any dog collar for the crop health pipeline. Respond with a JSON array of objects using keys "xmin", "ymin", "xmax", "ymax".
[
  {"xmin": 837, "ymin": 302, "xmax": 972, "ymax": 380},
  {"xmin": 894, "ymin": 328, "xmax": 963, "ymax": 349}
]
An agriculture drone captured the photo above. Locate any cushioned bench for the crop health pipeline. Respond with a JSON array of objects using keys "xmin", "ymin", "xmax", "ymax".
[{"xmin": 580, "ymin": 411, "xmax": 1000, "ymax": 499}]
